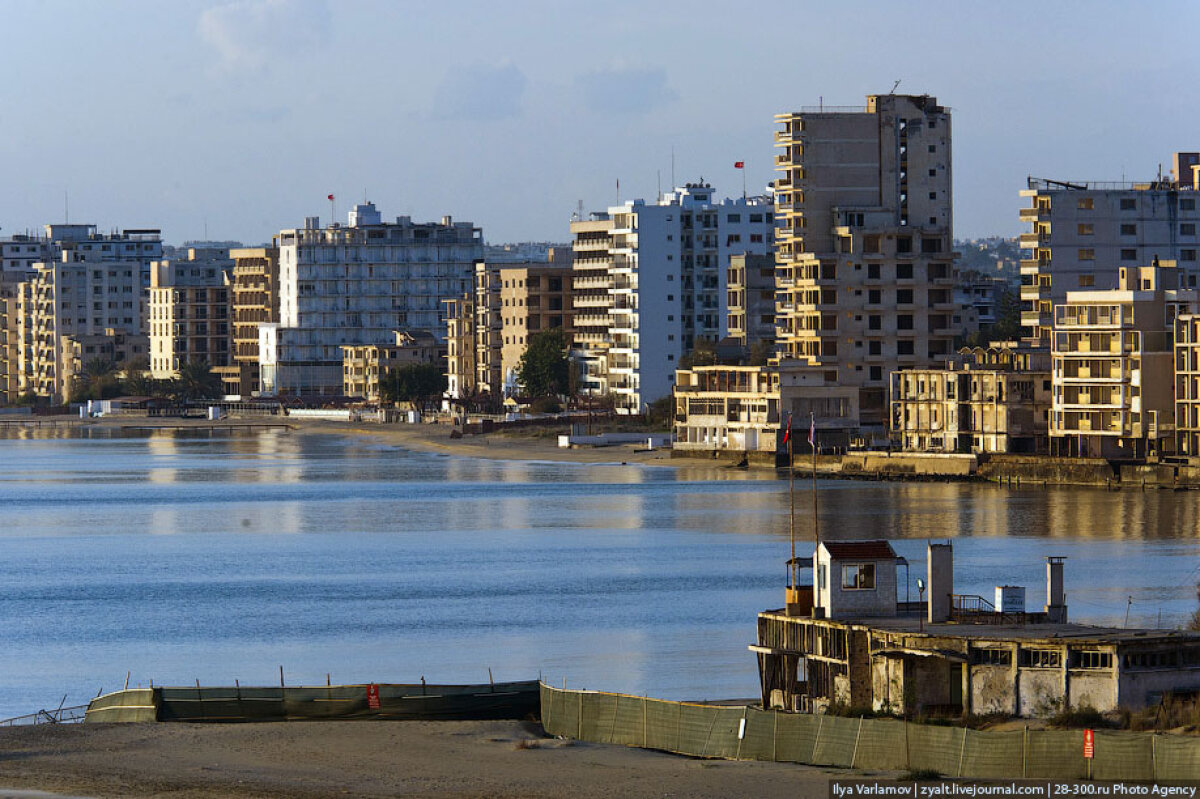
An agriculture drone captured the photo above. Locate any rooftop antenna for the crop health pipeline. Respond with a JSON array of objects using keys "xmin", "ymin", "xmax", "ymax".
[
  {"xmin": 64, "ymin": 190, "xmax": 69, "ymax": 224},
  {"xmin": 891, "ymin": 79, "xmax": 902, "ymax": 94},
  {"xmin": 657, "ymin": 169, "xmax": 662, "ymax": 202},
  {"xmin": 671, "ymin": 146, "xmax": 676, "ymax": 191}
]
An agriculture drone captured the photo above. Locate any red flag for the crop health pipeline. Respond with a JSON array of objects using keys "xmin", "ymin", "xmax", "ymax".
[
  {"xmin": 734, "ymin": 161, "xmax": 745, "ymax": 169},
  {"xmin": 782, "ymin": 414, "xmax": 791, "ymax": 445},
  {"xmin": 327, "ymin": 194, "xmax": 335, "ymax": 201}
]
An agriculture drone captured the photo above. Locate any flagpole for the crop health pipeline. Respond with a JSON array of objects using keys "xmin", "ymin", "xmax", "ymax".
[
  {"xmin": 788, "ymin": 412, "xmax": 795, "ymax": 569},
  {"xmin": 810, "ymin": 412, "xmax": 819, "ymax": 549}
]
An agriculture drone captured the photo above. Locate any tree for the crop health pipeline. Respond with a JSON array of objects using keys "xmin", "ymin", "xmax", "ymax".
[
  {"xmin": 380, "ymin": 363, "xmax": 446, "ymax": 408},
  {"xmin": 172, "ymin": 360, "xmax": 224, "ymax": 402},
  {"xmin": 68, "ymin": 358, "xmax": 123, "ymax": 403},
  {"xmin": 678, "ymin": 337, "xmax": 717, "ymax": 370},
  {"xmin": 516, "ymin": 329, "xmax": 569, "ymax": 397}
]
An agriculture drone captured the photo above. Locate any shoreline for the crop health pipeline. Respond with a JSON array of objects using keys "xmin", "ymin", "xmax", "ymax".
[{"xmin": 0, "ymin": 719, "xmax": 862, "ymax": 798}]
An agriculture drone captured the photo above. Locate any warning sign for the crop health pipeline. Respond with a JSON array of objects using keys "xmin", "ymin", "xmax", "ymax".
[
  {"xmin": 367, "ymin": 683, "xmax": 380, "ymax": 710},
  {"xmin": 1083, "ymin": 728, "xmax": 1094, "ymax": 759}
]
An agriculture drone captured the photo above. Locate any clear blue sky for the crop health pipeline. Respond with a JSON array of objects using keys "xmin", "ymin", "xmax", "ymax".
[{"xmin": 2, "ymin": 0, "xmax": 1197, "ymax": 245}]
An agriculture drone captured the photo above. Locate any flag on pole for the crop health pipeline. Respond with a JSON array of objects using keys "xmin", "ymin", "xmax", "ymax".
[
  {"xmin": 327, "ymin": 194, "xmax": 335, "ymax": 201},
  {"xmin": 782, "ymin": 413, "xmax": 791, "ymax": 445},
  {"xmin": 808, "ymin": 413, "xmax": 816, "ymax": 448},
  {"xmin": 734, "ymin": 161, "xmax": 745, "ymax": 169}
]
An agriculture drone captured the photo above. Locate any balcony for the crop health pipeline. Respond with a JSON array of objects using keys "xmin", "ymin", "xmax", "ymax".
[{"xmin": 1019, "ymin": 233, "xmax": 1047, "ymax": 248}]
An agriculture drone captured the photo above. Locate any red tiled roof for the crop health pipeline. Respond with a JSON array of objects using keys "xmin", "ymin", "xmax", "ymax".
[{"xmin": 821, "ymin": 540, "xmax": 897, "ymax": 560}]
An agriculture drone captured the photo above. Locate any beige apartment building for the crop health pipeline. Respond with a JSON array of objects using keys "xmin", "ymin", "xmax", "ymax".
[
  {"xmin": 60, "ymin": 329, "xmax": 148, "ymax": 398},
  {"xmin": 444, "ymin": 252, "xmax": 574, "ymax": 403},
  {"xmin": 1019, "ymin": 153, "xmax": 1200, "ymax": 346},
  {"xmin": 774, "ymin": 94, "xmax": 957, "ymax": 429},
  {"xmin": 219, "ymin": 247, "xmax": 281, "ymax": 396},
  {"xmin": 14, "ymin": 254, "xmax": 146, "ymax": 403},
  {"xmin": 148, "ymin": 249, "xmax": 234, "ymax": 379},
  {"xmin": 890, "ymin": 346, "xmax": 1051, "ymax": 454},
  {"xmin": 342, "ymin": 330, "xmax": 440, "ymax": 401},
  {"xmin": 1050, "ymin": 263, "xmax": 1196, "ymax": 459}
]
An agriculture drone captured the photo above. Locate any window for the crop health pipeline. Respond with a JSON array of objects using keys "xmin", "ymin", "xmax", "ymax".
[
  {"xmin": 868, "ymin": 315, "xmax": 881, "ymax": 330},
  {"xmin": 1182, "ymin": 199, "xmax": 1196, "ymax": 211},
  {"xmin": 1078, "ymin": 248, "xmax": 1095, "ymax": 260},
  {"xmin": 1121, "ymin": 223, "xmax": 1137, "ymax": 236},
  {"xmin": 1077, "ymin": 197, "xmax": 1094, "ymax": 210},
  {"xmin": 1019, "ymin": 649, "xmax": 1062, "ymax": 669},
  {"xmin": 897, "ymin": 340, "xmax": 914, "ymax": 355},
  {"xmin": 928, "ymin": 168, "xmax": 936, "ymax": 177},
  {"xmin": 869, "ymin": 289, "xmax": 881, "ymax": 304},
  {"xmin": 928, "ymin": 192, "xmax": 937, "ymax": 200},
  {"xmin": 870, "ymin": 366, "xmax": 882, "ymax": 381},
  {"xmin": 1121, "ymin": 249, "xmax": 1137, "ymax": 261},
  {"xmin": 897, "ymin": 289, "xmax": 913, "ymax": 304},
  {"xmin": 898, "ymin": 315, "xmax": 913, "ymax": 330},
  {"xmin": 1079, "ymin": 275, "xmax": 1094, "ymax": 287},
  {"xmin": 928, "ymin": 145, "xmax": 936, "ymax": 153},
  {"xmin": 869, "ymin": 341, "xmax": 881, "ymax": 355},
  {"xmin": 1183, "ymin": 250, "xmax": 1197, "ymax": 262},
  {"xmin": 1073, "ymin": 651, "xmax": 1113, "ymax": 670},
  {"xmin": 841, "ymin": 563, "xmax": 875, "ymax": 590},
  {"xmin": 749, "ymin": 213, "xmax": 764, "ymax": 223},
  {"xmin": 972, "ymin": 648, "xmax": 1012, "ymax": 667},
  {"xmin": 1183, "ymin": 224, "xmax": 1197, "ymax": 236},
  {"xmin": 896, "ymin": 237, "xmax": 913, "ymax": 254},
  {"xmin": 868, "ymin": 264, "xmax": 880, "ymax": 280},
  {"xmin": 727, "ymin": 214, "xmax": 741, "ymax": 223},
  {"xmin": 1120, "ymin": 198, "xmax": 1136, "ymax": 210},
  {"xmin": 1077, "ymin": 223, "xmax": 1094, "ymax": 235},
  {"xmin": 897, "ymin": 263, "xmax": 914, "ymax": 279}
]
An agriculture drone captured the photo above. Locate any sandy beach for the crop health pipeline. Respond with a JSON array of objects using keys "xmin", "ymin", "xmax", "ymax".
[{"xmin": 0, "ymin": 719, "xmax": 871, "ymax": 798}]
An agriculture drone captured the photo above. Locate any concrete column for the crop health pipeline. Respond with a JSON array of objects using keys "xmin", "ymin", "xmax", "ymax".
[{"xmin": 928, "ymin": 542, "xmax": 954, "ymax": 623}]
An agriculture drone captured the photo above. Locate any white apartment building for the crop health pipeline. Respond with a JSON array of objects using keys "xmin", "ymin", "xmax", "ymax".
[
  {"xmin": 572, "ymin": 184, "xmax": 773, "ymax": 413},
  {"xmin": 1020, "ymin": 152, "xmax": 1200, "ymax": 345},
  {"xmin": 259, "ymin": 203, "xmax": 481, "ymax": 395}
]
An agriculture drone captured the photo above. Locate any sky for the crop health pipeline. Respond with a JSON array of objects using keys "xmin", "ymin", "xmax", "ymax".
[{"xmin": 1, "ymin": 0, "xmax": 1198, "ymax": 246}]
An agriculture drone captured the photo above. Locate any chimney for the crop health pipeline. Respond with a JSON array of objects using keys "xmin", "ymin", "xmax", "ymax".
[
  {"xmin": 1045, "ymin": 556, "xmax": 1068, "ymax": 623},
  {"xmin": 927, "ymin": 542, "xmax": 953, "ymax": 624}
]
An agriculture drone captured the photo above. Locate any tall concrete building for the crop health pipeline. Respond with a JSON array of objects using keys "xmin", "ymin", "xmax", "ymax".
[
  {"xmin": 774, "ymin": 94, "xmax": 956, "ymax": 429},
  {"xmin": 259, "ymin": 203, "xmax": 481, "ymax": 396},
  {"xmin": 1019, "ymin": 153, "xmax": 1200, "ymax": 345},
  {"xmin": 727, "ymin": 252, "xmax": 778, "ymax": 354},
  {"xmin": 570, "ymin": 184, "xmax": 774, "ymax": 412},
  {"xmin": 223, "ymin": 246, "xmax": 280, "ymax": 396},
  {"xmin": 148, "ymin": 248, "xmax": 234, "ymax": 379}
]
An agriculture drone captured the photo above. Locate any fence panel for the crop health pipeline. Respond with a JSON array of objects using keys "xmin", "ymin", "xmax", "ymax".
[
  {"xmin": 906, "ymin": 724, "xmax": 964, "ymax": 776},
  {"xmin": 773, "ymin": 709, "xmax": 820, "ymax": 764},
  {"xmin": 643, "ymin": 698, "xmax": 681, "ymax": 753},
  {"xmin": 851, "ymin": 719, "xmax": 909, "ymax": 772},
  {"xmin": 579, "ymin": 692, "xmax": 615, "ymax": 742},
  {"xmin": 607, "ymin": 695, "xmax": 644, "ymax": 747},
  {"xmin": 960, "ymin": 728, "xmax": 1023, "ymax": 779},
  {"xmin": 697, "ymin": 707, "xmax": 745, "ymax": 760},
  {"xmin": 1155, "ymin": 734, "xmax": 1200, "ymax": 781},
  {"xmin": 739, "ymin": 706, "xmax": 778, "ymax": 762},
  {"xmin": 810, "ymin": 713, "xmax": 859, "ymax": 767},
  {"xmin": 1092, "ymin": 731, "xmax": 1154, "ymax": 782},
  {"xmin": 1024, "ymin": 729, "xmax": 1085, "ymax": 780}
]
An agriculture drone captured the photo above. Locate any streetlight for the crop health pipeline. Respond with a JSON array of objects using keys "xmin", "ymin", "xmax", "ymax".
[{"xmin": 916, "ymin": 578, "xmax": 926, "ymax": 633}]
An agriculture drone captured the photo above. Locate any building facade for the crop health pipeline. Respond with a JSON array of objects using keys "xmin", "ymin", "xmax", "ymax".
[
  {"xmin": 148, "ymin": 249, "xmax": 234, "ymax": 379},
  {"xmin": 773, "ymin": 94, "xmax": 957, "ymax": 430},
  {"xmin": 1019, "ymin": 153, "xmax": 1200, "ymax": 345},
  {"xmin": 223, "ymin": 247, "xmax": 280, "ymax": 396},
  {"xmin": 571, "ymin": 185, "xmax": 773, "ymax": 412},
  {"xmin": 259, "ymin": 203, "xmax": 481, "ymax": 395},
  {"xmin": 727, "ymin": 252, "xmax": 777, "ymax": 355},
  {"xmin": 1050, "ymin": 264, "xmax": 1196, "ymax": 458},
  {"xmin": 890, "ymin": 346, "xmax": 1051, "ymax": 454},
  {"xmin": 342, "ymin": 330, "xmax": 440, "ymax": 402}
]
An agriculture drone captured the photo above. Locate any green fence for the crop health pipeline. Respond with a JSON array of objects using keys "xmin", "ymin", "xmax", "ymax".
[{"xmin": 540, "ymin": 684, "xmax": 1200, "ymax": 780}]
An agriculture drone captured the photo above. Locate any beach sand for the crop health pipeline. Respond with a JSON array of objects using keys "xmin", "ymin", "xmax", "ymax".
[{"xmin": 0, "ymin": 719, "xmax": 872, "ymax": 798}]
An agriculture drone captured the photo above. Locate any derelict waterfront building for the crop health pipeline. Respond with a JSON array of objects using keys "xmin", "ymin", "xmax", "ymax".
[
  {"xmin": 148, "ymin": 248, "xmax": 234, "ymax": 379},
  {"xmin": 773, "ymin": 94, "xmax": 957, "ymax": 430},
  {"xmin": 258, "ymin": 203, "xmax": 482, "ymax": 396},
  {"xmin": 754, "ymin": 541, "xmax": 1200, "ymax": 718}
]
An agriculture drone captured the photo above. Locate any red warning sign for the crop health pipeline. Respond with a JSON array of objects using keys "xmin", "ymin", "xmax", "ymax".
[
  {"xmin": 1083, "ymin": 728, "xmax": 1094, "ymax": 759},
  {"xmin": 367, "ymin": 683, "xmax": 381, "ymax": 710}
]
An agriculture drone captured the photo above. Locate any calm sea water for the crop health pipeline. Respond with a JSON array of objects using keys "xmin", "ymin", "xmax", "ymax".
[{"xmin": 1, "ymin": 427, "xmax": 1199, "ymax": 719}]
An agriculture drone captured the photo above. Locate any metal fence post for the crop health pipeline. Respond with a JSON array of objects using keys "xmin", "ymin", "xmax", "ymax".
[
  {"xmin": 851, "ymin": 716, "xmax": 864, "ymax": 769},
  {"xmin": 958, "ymin": 727, "xmax": 967, "ymax": 777},
  {"xmin": 642, "ymin": 696, "xmax": 647, "ymax": 749},
  {"xmin": 813, "ymin": 714, "xmax": 824, "ymax": 764},
  {"xmin": 772, "ymin": 708, "xmax": 778, "ymax": 763},
  {"xmin": 577, "ymin": 691, "xmax": 583, "ymax": 740}
]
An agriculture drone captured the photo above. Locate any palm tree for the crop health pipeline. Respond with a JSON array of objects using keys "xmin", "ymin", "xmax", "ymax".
[{"xmin": 173, "ymin": 360, "xmax": 224, "ymax": 402}]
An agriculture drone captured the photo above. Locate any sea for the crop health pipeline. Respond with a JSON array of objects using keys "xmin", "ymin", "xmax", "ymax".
[{"xmin": 1, "ymin": 426, "xmax": 1198, "ymax": 720}]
